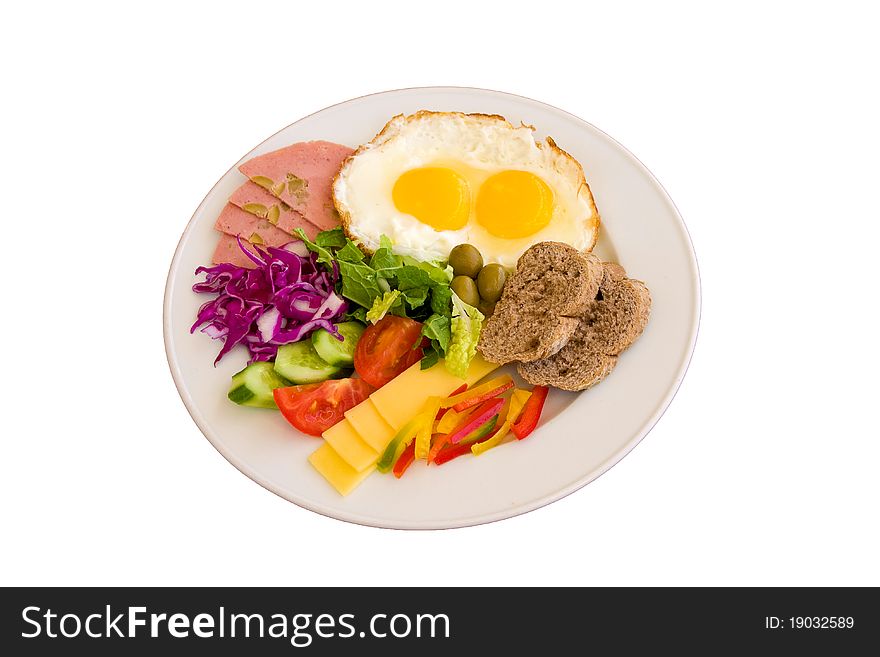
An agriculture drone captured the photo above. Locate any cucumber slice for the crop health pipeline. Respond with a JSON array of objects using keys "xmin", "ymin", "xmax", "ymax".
[
  {"xmin": 274, "ymin": 340, "xmax": 342, "ymax": 384},
  {"xmin": 311, "ymin": 321, "xmax": 365, "ymax": 367},
  {"xmin": 228, "ymin": 362, "xmax": 289, "ymax": 408}
]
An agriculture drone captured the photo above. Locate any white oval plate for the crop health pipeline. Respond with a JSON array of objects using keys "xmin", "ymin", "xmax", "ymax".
[{"xmin": 164, "ymin": 87, "xmax": 700, "ymax": 529}]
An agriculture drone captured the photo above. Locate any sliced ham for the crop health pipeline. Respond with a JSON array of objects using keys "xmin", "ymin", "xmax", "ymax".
[
  {"xmin": 214, "ymin": 203, "xmax": 299, "ymax": 247},
  {"xmin": 212, "ymin": 233, "xmax": 262, "ymax": 268},
  {"xmin": 228, "ymin": 181, "xmax": 322, "ymax": 238},
  {"xmin": 238, "ymin": 140, "xmax": 353, "ymax": 231}
]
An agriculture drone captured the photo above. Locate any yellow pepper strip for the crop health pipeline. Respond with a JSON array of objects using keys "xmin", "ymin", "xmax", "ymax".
[
  {"xmin": 439, "ymin": 375, "xmax": 514, "ymax": 409},
  {"xmin": 472, "ymin": 389, "xmax": 532, "ymax": 456},
  {"xmin": 439, "ymin": 390, "xmax": 514, "ymax": 438},
  {"xmin": 495, "ymin": 397, "xmax": 512, "ymax": 425},
  {"xmin": 436, "ymin": 390, "xmax": 511, "ymax": 438},
  {"xmin": 414, "ymin": 397, "xmax": 441, "ymax": 461},
  {"xmin": 436, "ymin": 407, "xmax": 465, "ymax": 434},
  {"xmin": 512, "ymin": 388, "xmax": 532, "ymax": 409}
]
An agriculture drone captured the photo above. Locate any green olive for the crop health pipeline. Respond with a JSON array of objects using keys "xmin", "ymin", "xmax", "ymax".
[
  {"xmin": 478, "ymin": 299, "xmax": 496, "ymax": 317},
  {"xmin": 451, "ymin": 275, "xmax": 481, "ymax": 307},
  {"xmin": 476, "ymin": 263, "xmax": 507, "ymax": 302},
  {"xmin": 449, "ymin": 244, "xmax": 484, "ymax": 278}
]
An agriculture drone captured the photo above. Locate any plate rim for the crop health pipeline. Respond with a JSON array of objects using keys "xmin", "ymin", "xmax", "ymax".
[{"xmin": 163, "ymin": 85, "xmax": 701, "ymax": 530}]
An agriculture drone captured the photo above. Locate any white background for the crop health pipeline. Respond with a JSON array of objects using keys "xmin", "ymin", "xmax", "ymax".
[{"xmin": 3, "ymin": 1, "xmax": 878, "ymax": 586}]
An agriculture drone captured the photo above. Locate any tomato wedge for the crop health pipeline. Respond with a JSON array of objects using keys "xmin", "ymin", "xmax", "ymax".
[
  {"xmin": 353, "ymin": 315, "xmax": 427, "ymax": 388},
  {"xmin": 273, "ymin": 378, "xmax": 374, "ymax": 437}
]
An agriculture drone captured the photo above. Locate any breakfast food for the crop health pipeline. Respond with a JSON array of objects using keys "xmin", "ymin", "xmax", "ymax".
[
  {"xmin": 446, "ymin": 243, "xmax": 506, "ymax": 316},
  {"xmin": 477, "ymin": 242, "xmax": 603, "ymax": 363},
  {"xmin": 229, "ymin": 181, "xmax": 322, "ymax": 238},
  {"xmin": 189, "ymin": 109, "xmax": 655, "ymax": 498},
  {"xmin": 195, "ymin": 238, "xmax": 349, "ymax": 365},
  {"xmin": 451, "ymin": 275, "xmax": 480, "ymax": 307},
  {"xmin": 307, "ymin": 355, "xmax": 504, "ymax": 494},
  {"xmin": 518, "ymin": 263, "xmax": 651, "ymax": 390},
  {"xmin": 239, "ymin": 140, "xmax": 354, "ymax": 231},
  {"xmin": 449, "ymin": 244, "xmax": 483, "ymax": 278},
  {"xmin": 333, "ymin": 112, "xmax": 600, "ymax": 267},
  {"xmin": 476, "ymin": 264, "xmax": 506, "ymax": 303},
  {"xmin": 209, "ymin": 141, "xmax": 352, "ymax": 267},
  {"xmin": 214, "ymin": 203, "xmax": 296, "ymax": 248}
]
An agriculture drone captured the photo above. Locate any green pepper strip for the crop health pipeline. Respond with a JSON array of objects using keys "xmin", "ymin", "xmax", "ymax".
[{"xmin": 377, "ymin": 417, "xmax": 421, "ymax": 473}]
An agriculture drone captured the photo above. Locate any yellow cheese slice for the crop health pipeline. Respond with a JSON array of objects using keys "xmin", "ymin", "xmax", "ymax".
[
  {"xmin": 308, "ymin": 443, "xmax": 375, "ymax": 496},
  {"xmin": 344, "ymin": 400, "xmax": 397, "ymax": 453},
  {"xmin": 310, "ymin": 356, "xmax": 501, "ymax": 496},
  {"xmin": 321, "ymin": 419, "xmax": 378, "ymax": 473},
  {"xmin": 370, "ymin": 355, "xmax": 500, "ymax": 430}
]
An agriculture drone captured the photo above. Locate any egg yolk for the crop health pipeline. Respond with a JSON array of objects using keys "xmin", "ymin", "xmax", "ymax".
[
  {"xmin": 476, "ymin": 170, "xmax": 553, "ymax": 238},
  {"xmin": 392, "ymin": 167, "xmax": 470, "ymax": 231}
]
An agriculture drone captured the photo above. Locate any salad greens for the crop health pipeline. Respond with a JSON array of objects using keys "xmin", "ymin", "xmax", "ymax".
[
  {"xmin": 365, "ymin": 290, "xmax": 402, "ymax": 324},
  {"xmin": 446, "ymin": 293, "xmax": 485, "ymax": 378},
  {"xmin": 295, "ymin": 227, "xmax": 482, "ymax": 372}
]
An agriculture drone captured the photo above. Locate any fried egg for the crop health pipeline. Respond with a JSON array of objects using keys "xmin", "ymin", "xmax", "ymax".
[{"xmin": 332, "ymin": 111, "xmax": 600, "ymax": 267}]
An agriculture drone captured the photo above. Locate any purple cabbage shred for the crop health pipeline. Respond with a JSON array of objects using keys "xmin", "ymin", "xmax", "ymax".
[{"xmin": 190, "ymin": 237, "xmax": 347, "ymax": 364}]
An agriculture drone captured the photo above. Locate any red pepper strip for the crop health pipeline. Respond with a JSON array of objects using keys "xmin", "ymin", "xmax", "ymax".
[
  {"xmin": 427, "ymin": 430, "xmax": 454, "ymax": 464},
  {"xmin": 451, "ymin": 380, "xmax": 514, "ymax": 413},
  {"xmin": 427, "ymin": 408, "xmax": 474, "ymax": 463},
  {"xmin": 432, "ymin": 442, "xmax": 474, "ymax": 465},
  {"xmin": 429, "ymin": 404, "xmax": 480, "ymax": 462},
  {"xmin": 441, "ymin": 376, "xmax": 512, "ymax": 409},
  {"xmin": 436, "ymin": 384, "xmax": 468, "ymax": 421},
  {"xmin": 434, "ymin": 426, "xmax": 502, "ymax": 465},
  {"xmin": 392, "ymin": 441, "xmax": 416, "ymax": 478},
  {"xmin": 511, "ymin": 386, "xmax": 550, "ymax": 440},
  {"xmin": 448, "ymin": 397, "xmax": 504, "ymax": 444},
  {"xmin": 428, "ymin": 398, "xmax": 503, "ymax": 463}
]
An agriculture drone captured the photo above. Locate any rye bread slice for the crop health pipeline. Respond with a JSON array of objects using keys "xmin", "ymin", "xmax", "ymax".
[
  {"xmin": 477, "ymin": 242, "xmax": 603, "ymax": 364},
  {"xmin": 517, "ymin": 262, "xmax": 651, "ymax": 391}
]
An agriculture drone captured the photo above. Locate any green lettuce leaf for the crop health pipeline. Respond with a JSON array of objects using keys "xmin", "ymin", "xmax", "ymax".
[
  {"xmin": 299, "ymin": 230, "xmax": 455, "ymax": 334},
  {"xmin": 430, "ymin": 285, "xmax": 452, "ymax": 316},
  {"xmin": 421, "ymin": 313, "xmax": 451, "ymax": 353},
  {"xmin": 401, "ymin": 285, "xmax": 430, "ymax": 309},
  {"xmin": 293, "ymin": 228, "xmax": 335, "ymax": 267},
  {"xmin": 366, "ymin": 290, "xmax": 402, "ymax": 324},
  {"xmin": 337, "ymin": 260, "xmax": 383, "ymax": 310},
  {"xmin": 395, "ymin": 265, "xmax": 433, "ymax": 290},
  {"xmin": 420, "ymin": 346, "xmax": 441, "ymax": 370},
  {"xmin": 336, "ymin": 240, "xmax": 365, "ymax": 263},
  {"xmin": 401, "ymin": 256, "xmax": 452, "ymax": 286},
  {"xmin": 445, "ymin": 292, "xmax": 484, "ymax": 378},
  {"xmin": 315, "ymin": 227, "xmax": 347, "ymax": 248},
  {"xmin": 369, "ymin": 235, "xmax": 403, "ymax": 274},
  {"xmin": 347, "ymin": 306, "xmax": 368, "ymax": 323}
]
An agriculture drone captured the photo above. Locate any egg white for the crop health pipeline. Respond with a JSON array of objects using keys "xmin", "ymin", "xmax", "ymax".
[{"xmin": 333, "ymin": 112, "xmax": 599, "ymax": 267}]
